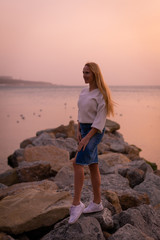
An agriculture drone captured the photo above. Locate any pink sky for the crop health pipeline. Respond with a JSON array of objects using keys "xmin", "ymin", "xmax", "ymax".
[{"xmin": 0, "ymin": 0, "xmax": 160, "ymax": 86}]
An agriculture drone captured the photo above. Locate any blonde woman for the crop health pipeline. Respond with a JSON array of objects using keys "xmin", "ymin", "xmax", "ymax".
[{"xmin": 69, "ymin": 62, "xmax": 114, "ymax": 224}]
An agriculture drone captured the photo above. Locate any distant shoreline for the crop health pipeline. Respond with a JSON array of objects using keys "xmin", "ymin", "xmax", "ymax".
[
  {"xmin": 0, "ymin": 76, "xmax": 53, "ymax": 87},
  {"xmin": 0, "ymin": 77, "xmax": 160, "ymax": 88}
]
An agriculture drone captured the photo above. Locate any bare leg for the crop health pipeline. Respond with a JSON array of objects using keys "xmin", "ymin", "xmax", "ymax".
[
  {"xmin": 72, "ymin": 158, "xmax": 84, "ymax": 205},
  {"xmin": 89, "ymin": 163, "xmax": 101, "ymax": 204}
]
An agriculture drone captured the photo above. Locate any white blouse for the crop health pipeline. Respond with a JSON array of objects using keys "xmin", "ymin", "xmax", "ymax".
[{"xmin": 78, "ymin": 87, "xmax": 107, "ymax": 132}]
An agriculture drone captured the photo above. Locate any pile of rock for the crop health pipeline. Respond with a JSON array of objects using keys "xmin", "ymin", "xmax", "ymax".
[{"xmin": 0, "ymin": 120, "xmax": 160, "ymax": 240}]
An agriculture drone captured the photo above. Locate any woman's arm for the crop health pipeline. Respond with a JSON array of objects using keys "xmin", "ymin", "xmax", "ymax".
[{"xmin": 77, "ymin": 127, "xmax": 98, "ymax": 152}]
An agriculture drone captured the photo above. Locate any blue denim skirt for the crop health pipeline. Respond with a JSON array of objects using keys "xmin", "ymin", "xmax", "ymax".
[{"xmin": 76, "ymin": 123, "xmax": 105, "ymax": 165}]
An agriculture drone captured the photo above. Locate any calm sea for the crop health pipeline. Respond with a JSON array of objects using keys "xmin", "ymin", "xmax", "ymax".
[{"xmin": 0, "ymin": 85, "xmax": 160, "ymax": 172}]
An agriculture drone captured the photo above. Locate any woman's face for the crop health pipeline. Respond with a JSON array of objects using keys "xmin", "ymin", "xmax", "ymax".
[{"xmin": 83, "ymin": 65, "xmax": 94, "ymax": 84}]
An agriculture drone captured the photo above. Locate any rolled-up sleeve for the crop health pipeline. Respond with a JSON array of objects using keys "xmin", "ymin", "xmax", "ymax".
[{"xmin": 91, "ymin": 95, "xmax": 107, "ymax": 132}]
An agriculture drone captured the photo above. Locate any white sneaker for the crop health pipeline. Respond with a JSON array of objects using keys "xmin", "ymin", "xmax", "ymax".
[
  {"xmin": 68, "ymin": 201, "xmax": 85, "ymax": 224},
  {"xmin": 83, "ymin": 201, "xmax": 104, "ymax": 214}
]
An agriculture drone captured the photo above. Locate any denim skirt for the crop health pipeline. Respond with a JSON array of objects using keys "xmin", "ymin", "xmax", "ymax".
[{"xmin": 76, "ymin": 123, "xmax": 105, "ymax": 165}]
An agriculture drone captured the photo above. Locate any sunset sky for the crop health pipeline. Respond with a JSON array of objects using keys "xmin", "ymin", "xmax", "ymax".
[{"xmin": 0, "ymin": 0, "xmax": 160, "ymax": 86}]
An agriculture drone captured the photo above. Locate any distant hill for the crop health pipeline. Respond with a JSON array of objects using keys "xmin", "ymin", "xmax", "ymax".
[{"xmin": 0, "ymin": 76, "xmax": 54, "ymax": 87}]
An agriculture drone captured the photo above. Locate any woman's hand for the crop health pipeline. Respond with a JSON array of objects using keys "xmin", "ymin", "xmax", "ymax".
[
  {"xmin": 77, "ymin": 127, "xmax": 98, "ymax": 152},
  {"xmin": 77, "ymin": 136, "xmax": 90, "ymax": 152}
]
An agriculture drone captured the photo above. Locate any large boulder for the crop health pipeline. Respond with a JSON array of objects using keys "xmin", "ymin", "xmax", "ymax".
[
  {"xmin": 8, "ymin": 149, "xmax": 24, "ymax": 168},
  {"xmin": 0, "ymin": 169, "xmax": 19, "ymax": 186},
  {"xmin": 128, "ymin": 159, "xmax": 153, "ymax": 174},
  {"xmin": 124, "ymin": 144, "xmax": 142, "ymax": 160},
  {"xmin": 0, "ymin": 188, "xmax": 72, "ymax": 235},
  {"xmin": 103, "ymin": 189, "xmax": 150, "ymax": 212},
  {"xmin": 101, "ymin": 130, "xmax": 141, "ymax": 158},
  {"xmin": 99, "ymin": 152, "xmax": 130, "ymax": 167},
  {"xmin": 118, "ymin": 167, "xmax": 145, "ymax": 188},
  {"xmin": 98, "ymin": 142, "xmax": 110, "ymax": 154},
  {"xmin": 20, "ymin": 136, "xmax": 37, "ymax": 148},
  {"xmin": 47, "ymin": 137, "xmax": 77, "ymax": 158},
  {"xmin": 101, "ymin": 131, "xmax": 127, "ymax": 153},
  {"xmin": 16, "ymin": 161, "xmax": 54, "ymax": 182},
  {"xmin": 36, "ymin": 120, "xmax": 75, "ymax": 138},
  {"xmin": 134, "ymin": 173, "xmax": 160, "ymax": 206},
  {"xmin": 41, "ymin": 216, "xmax": 105, "ymax": 240},
  {"xmin": 98, "ymin": 152, "xmax": 131, "ymax": 175},
  {"xmin": 54, "ymin": 161, "xmax": 90, "ymax": 189},
  {"xmin": 101, "ymin": 173, "xmax": 130, "ymax": 192},
  {"xmin": 112, "ymin": 204, "xmax": 160, "ymax": 240},
  {"xmin": 83, "ymin": 208, "xmax": 113, "ymax": 231},
  {"xmin": 0, "ymin": 161, "xmax": 54, "ymax": 186},
  {"xmin": 117, "ymin": 189, "xmax": 150, "ymax": 210},
  {"xmin": 0, "ymin": 179, "xmax": 58, "ymax": 201},
  {"xmin": 103, "ymin": 190, "xmax": 122, "ymax": 214},
  {"xmin": 108, "ymin": 223, "xmax": 154, "ymax": 240},
  {"xmin": 54, "ymin": 162, "xmax": 74, "ymax": 189},
  {"xmin": 28, "ymin": 132, "xmax": 56, "ymax": 147},
  {"xmin": 23, "ymin": 145, "xmax": 69, "ymax": 172},
  {"xmin": 21, "ymin": 132, "xmax": 77, "ymax": 158},
  {"xmin": 105, "ymin": 119, "xmax": 120, "ymax": 133}
]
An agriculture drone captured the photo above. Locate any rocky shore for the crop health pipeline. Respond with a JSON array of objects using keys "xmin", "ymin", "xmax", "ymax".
[{"xmin": 0, "ymin": 120, "xmax": 160, "ymax": 240}]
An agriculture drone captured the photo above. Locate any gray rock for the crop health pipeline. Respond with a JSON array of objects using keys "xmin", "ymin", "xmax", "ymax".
[
  {"xmin": 110, "ymin": 142, "xmax": 126, "ymax": 153},
  {"xmin": 55, "ymin": 132, "xmax": 67, "ymax": 138},
  {"xmin": 98, "ymin": 142, "xmax": 110, "ymax": 154},
  {"xmin": 20, "ymin": 136, "xmax": 37, "ymax": 148},
  {"xmin": 134, "ymin": 173, "xmax": 160, "ymax": 206},
  {"xmin": 0, "ymin": 179, "xmax": 58, "ymax": 201},
  {"xmin": 17, "ymin": 161, "xmax": 54, "ymax": 182},
  {"xmin": 108, "ymin": 223, "xmax": 154, "ymax": 240},
  {"xmin": 29, "ymin": 133, "xmax": 78, "ymax": 158},
  {"xmin": 3, "ymin": 120, "xmax": 159, "ymax": 239},
  {"xmin": 127, "ymin": 168, "xmax": 145, "ymax": 187},
  {"xmin": 102, "ymin": 159, "xmax": 153, "ymax": 179},
  {"xmin": 54, "ymin": 163, "xmax": 74, "ymax": 189},
  {"xmin": 112, "ymin": 204, "xmax": 160, "ymax": 240},
  {"xmin": 0, "ymin": 161, "xmax": 54, "ymax": 187},
  {"xmin": 118, "ymin": 167, "xmax": 145, "ymax": 188},
  {"xmin": 101, "ymin": 173, "xmax": 130, "ymax": 192},
  {"xmin": 124, "ymin": 144, "xmax": 141, "ymax": 160},
  {"xmin": 8, "ymin": 149, "xmax": 24, "ymax": 168},
  {"xmin": 102, "ymin": 190, "xmax": 122, "ymax": 214},
  {"xmin": 83, "ymin": 208, "xmax": 113, "ymax": 231},
  {"xmin": 128, "ymin": 160, "xmax": 153, "ymax": 174},
  {"xmin": 0, "ymin": 188, "xmax": 72, "ymax": 235},
  {"xmin": 102, "ymin": 132, "xmax": 126, "ymax": 152},
  {"xmin": 36, "ymin": 120, "xmax": 75, "ymax": 138},
  {"xmin": 0, "ymin": 168, "xmax": 19, "ymax": 186},
  {"xmin": 50, "ymin": 137, "xmax": 77, "ymax": 157},
  {"xmin": 105, "ymin": 119, "xmax": 120, "ymax": 132},
  {"xmin": 117, "ymin": 189, "xmax": 150, "ymax": 210},
  {"xmin": 41, "ymin": 216, "xmax": 105, "ymax": 240},
  {"xmin": 32, "ymin": 132, "xmax": 55, "ymax": 146},
  {"xmin": 98, "ymin": 152, "xmax": 130, "ymax": 175},
  {"xmin": 23, "ymin": 145, "xmax": 69, "ymax": 172}
]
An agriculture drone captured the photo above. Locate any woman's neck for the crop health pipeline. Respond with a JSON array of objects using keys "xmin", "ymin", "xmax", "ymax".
[{"xmin": 89, "ymin": 82, "xmax": 98, "ymax": 91}]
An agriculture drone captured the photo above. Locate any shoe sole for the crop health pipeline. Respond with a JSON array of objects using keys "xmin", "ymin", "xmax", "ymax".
[{"xmin": 83, "ymin": 208, "xmax": 104, "ymax": 214}]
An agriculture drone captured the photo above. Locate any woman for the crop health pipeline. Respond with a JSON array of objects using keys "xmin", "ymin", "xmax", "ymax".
[{"xmin": 69, "ymin": 62, "xmax": 114, "ymax": 224}]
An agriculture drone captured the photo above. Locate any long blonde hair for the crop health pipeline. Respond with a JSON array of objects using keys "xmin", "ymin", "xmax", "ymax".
[{"xmin": 85, "ymin": 62, "xmax": 114, "ymax": 117}]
